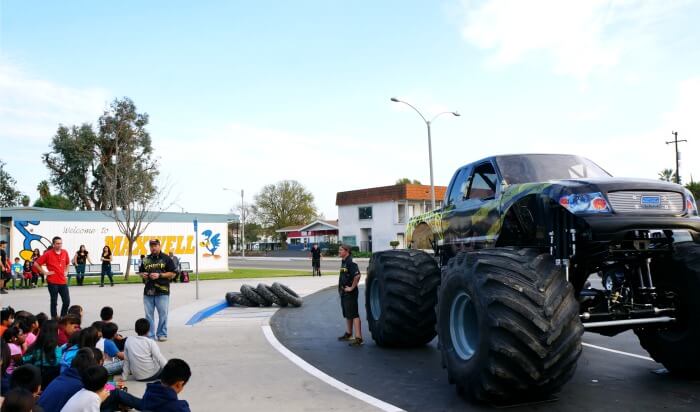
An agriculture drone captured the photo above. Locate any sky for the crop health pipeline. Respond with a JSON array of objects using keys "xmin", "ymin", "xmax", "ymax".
[{"xmin": 1, "ymin": 0, "xmax": 700, "ymax": 219}]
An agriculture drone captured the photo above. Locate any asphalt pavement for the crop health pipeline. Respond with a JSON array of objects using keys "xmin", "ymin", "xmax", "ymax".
[{"xmin": 271, "ymin": 286, "xmax": 700, "ymax": 412}]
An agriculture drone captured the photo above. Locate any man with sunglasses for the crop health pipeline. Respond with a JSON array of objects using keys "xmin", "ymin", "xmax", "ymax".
[{"xmin": 139, "ymin": 239, "xmax": 177, "ymax": 342}]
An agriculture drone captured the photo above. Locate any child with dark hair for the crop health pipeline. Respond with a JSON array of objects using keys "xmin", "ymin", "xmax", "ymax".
[
  {"xmin": 141, "ymin": 358, "xmax": 192, "ymax": 412},
  {"xmin": 60, "ymin": 327, "xmax": 100, "ymax": 373},
  {"xmin": 99, "ymin": 307, "xmax": 113, "ymax": 322},
  {"xmin": 35, "ymin": 313, "xmax": 48, "ymax": 329},
  {"xmin": 9, "ymin": 364, "xmax": 42, "ymax": 397},
  {"xmin": 0, "ymin": 387, "xmax": 38, "ymax": 412},
  {"xmin": 23, "ymin": 319, "xmax": 62, "ymax": 389},
  {"xmin": 57, "ymin": 315, "xmax": 80, "ymax": 346},
  {"xmin": 122, "ymin": 318, "xmax": 167, "ymax": 382},
  {"xmin": 0, "ymin": 306, "xmax": 15, "ymax": 337},
  {"xmin": 37, "ymin": 348, "xmax": 97, "ymax": 412},
  {"xmin": 60, "ymin": 365, "xmax": 109, "ymax": 411},
  {"xmin": 99, "ymin": 322, "xmax": 124, "ymax": 375},
  {"xmin": 1, "ymin": 337, "xmax": 11, "ymax": 395},
  {"xmin": 2, "ymin": 326, "xmax": 26, "ymax": 375},
  {"xmin": 22, "ymin": 260, "xmax": 32, "ymax": 289},
  {"xmin": 66, "ymin": 305, "xmax": 83, "ymax": 322},
  {"xmin": 17, "ymin": 315, "xmax": 38, "ymax": 350}
]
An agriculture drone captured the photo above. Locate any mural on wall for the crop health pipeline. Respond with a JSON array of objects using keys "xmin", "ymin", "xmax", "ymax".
[
  {"xmin": 200, "ymin": 229, "xmax": 222, "ymax": 259},
  {"xmin": 14, "ymin": 221, "xmax": 52, "ymax": 261}
]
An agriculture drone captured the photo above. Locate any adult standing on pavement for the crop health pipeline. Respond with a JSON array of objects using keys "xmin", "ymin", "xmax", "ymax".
[
  {"xmin": 139, "ymin": 239, "xmax": 176, "ymax": 342},
  {"xmin": 71, "ymin": 245, "xmax": 92, "ymax": 287},
  {"xmin": 100, "ymin": 246, "xmax": 114, "ymax": 287},
  {"xmin": 310, "ymin": 243, "xmax": 322, "ymax": 276},
  {"xmin": 33, "ymin": 236, "xmax": 71, "ymax": 319},
  {"xmin": 0, "ymin": 240, "xmax": 10, "ymax": 294},
  {"xmin": 337, "ymin": 244, "xmax": 363, "ymax": 346}
]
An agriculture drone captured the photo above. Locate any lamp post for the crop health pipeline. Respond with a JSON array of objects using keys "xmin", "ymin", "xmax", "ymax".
[
  {"xmin": 390, "ymin": 97, "xmax": 460, "ymax": 210},
  {"xmin": 223, "ymin": 188, "xmax": 245, "ymax": 258}
]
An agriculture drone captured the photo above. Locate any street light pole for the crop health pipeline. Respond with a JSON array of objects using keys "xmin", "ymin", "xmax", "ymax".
[
  {"xmin": 390, "ymin": 97, "xmax": 460, "ymax": 210},
  {"xmin": 223, "ymin": 187, "xmax": 245, "ymax": 257}
]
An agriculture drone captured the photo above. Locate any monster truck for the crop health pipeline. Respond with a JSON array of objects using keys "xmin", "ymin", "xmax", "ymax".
[{"xmin": 365, "ymin": 154, "xmax": 700, "ymax": 403}]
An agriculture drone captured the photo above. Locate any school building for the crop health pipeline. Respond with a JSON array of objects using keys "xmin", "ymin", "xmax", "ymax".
[{"xmin": 0, "ymin": 207, "xmax": 236, "ymax": 272}]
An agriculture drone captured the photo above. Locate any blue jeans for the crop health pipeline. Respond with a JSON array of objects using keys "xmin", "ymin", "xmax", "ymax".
[{"xmin": 143, "ymin": 295, "xmax": 169, "ymax": 338}]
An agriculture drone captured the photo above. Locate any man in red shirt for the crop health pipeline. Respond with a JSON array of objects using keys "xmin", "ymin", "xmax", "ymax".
[{"xmin": 33, "ymin": 236, "xmax": 71, "ymax": 318}]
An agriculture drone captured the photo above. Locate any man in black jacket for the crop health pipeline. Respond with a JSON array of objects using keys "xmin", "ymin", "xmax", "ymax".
[{"xmin": 139, "ymin": 239, "xmax": 176, "ymax": 342}]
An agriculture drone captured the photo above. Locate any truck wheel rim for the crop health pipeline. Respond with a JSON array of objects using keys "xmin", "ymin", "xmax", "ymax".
[
  {"xmin": 450, "ymin": 291, "xmax": 478, "ymax": 361},
  {"xmin": 369, "ymin": 278, "xmax": 381, "ymax": 320}
]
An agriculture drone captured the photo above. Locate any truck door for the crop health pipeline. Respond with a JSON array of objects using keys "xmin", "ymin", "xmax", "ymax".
[{"xmin": 454, "ymin": 161, "xmax": 501, "ymax": 249}]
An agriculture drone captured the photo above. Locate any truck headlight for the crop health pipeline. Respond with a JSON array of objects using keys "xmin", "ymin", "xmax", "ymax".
[
  {"xmin": 559, "ymin": 192, "xmax": 611, "ymax": 214},
  {"xmin": 685, "ymin": 190, "xmax": 698, "ymax": 216}
]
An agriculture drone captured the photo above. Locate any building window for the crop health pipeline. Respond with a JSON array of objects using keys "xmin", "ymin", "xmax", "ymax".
[
  {"xmin": 358, "ymin": 206, "xmax": 373, "ymax": 220},
  {"xmin": 342, "ymin": 236, "xmax": 357, "ymax": 246}
]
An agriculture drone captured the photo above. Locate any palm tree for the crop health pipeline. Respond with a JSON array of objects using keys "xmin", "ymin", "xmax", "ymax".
[{"xmin": 658, "ymin": 169, "xmax": 676, "ymax": 182}]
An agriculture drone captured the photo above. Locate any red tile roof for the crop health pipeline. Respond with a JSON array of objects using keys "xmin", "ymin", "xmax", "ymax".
[{"xmin": 336, "ymin": 184, "xmax": 447, "ymax": 206}]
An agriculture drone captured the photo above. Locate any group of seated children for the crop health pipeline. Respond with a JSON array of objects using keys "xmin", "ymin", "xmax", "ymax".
[
  {"xmin": 8, "ymin": 258, "xmax": 39, "ymax": 290},
  {"xmin": 0, "ymin": 305, "xmax": 192, "ymax": 411}
]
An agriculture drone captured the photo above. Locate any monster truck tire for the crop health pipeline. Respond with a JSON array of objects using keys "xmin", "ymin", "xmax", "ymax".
[
  {"xmin": 365, "ymin": 249, "xmax": 440, "ymax": 347},
  {"xmin": 635, "ymin": 242, "xmax": 700, "ymax": 377},
  {"xmin": 437, "ymin": 248, "xmax": 583, "ymax": 403},
  {"xmin": 240, "ymin": 284, "xmax": 268, "ymax": 306},
  {"xmin": 225, "ymin": 292, "xmax": 257, "ymax": 307},
  {"xmin": 271, "ymin": 282, "xmax": 303, "ymax": 307},
  {"xmin": 257, "ymin": 283, "xmax": 286, "ymax": 307}
]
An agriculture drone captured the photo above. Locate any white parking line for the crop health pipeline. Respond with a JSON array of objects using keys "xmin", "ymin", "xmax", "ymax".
[
  {"xmin": 261, "ymin": 322, "xmax": 405, "ymax": 412},
  {"xmin": 582, "ymin": 342, "xmax": 655, "ymax": 362}
]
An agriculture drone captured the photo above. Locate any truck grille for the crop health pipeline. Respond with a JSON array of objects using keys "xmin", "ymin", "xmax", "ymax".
[{"xmin": 607, "ymin": 191, "xmax": 684, "ymax": 214}]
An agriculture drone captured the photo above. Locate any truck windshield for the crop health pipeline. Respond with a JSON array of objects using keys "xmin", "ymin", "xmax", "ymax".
[{"xmin": 496, "ymin": 154, "xmax": 611, "ymax": 184}]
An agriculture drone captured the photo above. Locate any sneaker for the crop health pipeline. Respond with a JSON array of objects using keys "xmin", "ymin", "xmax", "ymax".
[
  {"xmin": 0, "ymin": 289, "xmax": 7, "ymax": 294},
  {"xmin": 349, "ymin": 337, "xmax": 364, "ymax": 347},
  {"xmin": 158, "ymin": 336, "xmax": 168, "ymax": 342},
  {"xmin": 337, "ymin": 332, "xmax": 352, "ymax": 341}
]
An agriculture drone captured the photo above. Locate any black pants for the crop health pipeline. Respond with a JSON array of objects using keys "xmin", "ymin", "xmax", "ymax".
[
  {"xmin": 75, "ymin": 264, "xmax": 86, "ymax": 286},
  {"xmin": 47, "ymin": 283, "xmax": 70, "ymax": 318},
  {"xmin": 101, "ymin": 388, "xmax": 142, "ymax": 411},
  {"xmin": 101, "ymin": 264, "xmax": 113, "ymax": 285}
]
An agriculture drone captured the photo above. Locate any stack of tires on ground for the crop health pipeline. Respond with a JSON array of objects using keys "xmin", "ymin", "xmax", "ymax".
[{"xmin": 225, "ymin": 283, "xmax": 302, "ymax": 308}]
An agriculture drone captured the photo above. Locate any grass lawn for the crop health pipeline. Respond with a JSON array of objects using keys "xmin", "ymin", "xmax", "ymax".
[{"xmin": 37, "ymin": 268, "xmax": 320, "ymax": 287}]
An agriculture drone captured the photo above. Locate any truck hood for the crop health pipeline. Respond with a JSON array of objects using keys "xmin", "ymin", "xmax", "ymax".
[{"xmin": 548, "ymin": 177, "xmax": 685, "ymax": 195}]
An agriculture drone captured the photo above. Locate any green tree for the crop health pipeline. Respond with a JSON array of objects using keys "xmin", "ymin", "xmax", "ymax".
[
  {"xmin": 395, "ymin": 178, "xmax": 422, "ymax": 185},
  {"xmin": 658, "ymin": 168, "xmax": 677, "ymax": 183},
  {"xmin": 0, "ymin": 160, "xmax": 22, "ymax": 207},
  {"xmin": 251, "ymin": 180, "xmax": 317, "ymax": 245},
  {"xmin": 685, "ymin": 180, "xmax": 700, "ymax": 200},
  {"xmin": 33, "ymin": 180, "xmax": 74, "ymax": 210},
  {"xmin": 244, "ymin": 222, "xmax": 265, "ymax": 244},
  {"xmin": 43, "ymin": 97, "xmax": 158, "ymax": 210},
  {"xmin": 21, "ymin": 195, "xmax": 30, "ymax": 207}
]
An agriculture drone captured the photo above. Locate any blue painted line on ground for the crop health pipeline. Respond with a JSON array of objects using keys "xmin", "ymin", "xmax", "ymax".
[{"xmin": 186, "ymin": 301, "xmax": 229, "ymax": 325}]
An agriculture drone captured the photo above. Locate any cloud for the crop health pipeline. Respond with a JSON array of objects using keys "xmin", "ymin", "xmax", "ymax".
[
  {"xmin": 0, "ymin": 63, "xmax": 109, "ymax": 142},
  {"xmin": 460, "ymin": 0, "xmax": 691, "ymax": 81},
  {"xmin": 0, "ymin": 63, "xmax": 111, "ymax": 201}
]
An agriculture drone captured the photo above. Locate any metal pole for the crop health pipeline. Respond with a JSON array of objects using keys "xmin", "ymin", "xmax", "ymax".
[
  {"xmin": 426, "ymin": 121, "xmax": 436, "ymax": 210},
  {"xmin": 195, "ymin": 220, "xmax": 199, "ymax": 300},
  {"xmin": 241, "ymin": 189, "xmax": 245, "ymax": 258},
  {"xmin": 666, "ymin": 131, "xmax": 687, "ymax": 185}
]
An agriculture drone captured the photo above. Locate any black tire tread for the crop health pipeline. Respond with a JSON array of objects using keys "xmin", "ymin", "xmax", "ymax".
[
  {"xmin": 440, "ymin": 248, "xmax": 583, "ymax": 403},
  {"xmin": 257, "ymin": 283, "xmax": 285, "ymax": 306},
  {"xmin": 366, "ymin": 249, "xmax": 441, "ymax": 347},
  {"xmin": 240, "ymin": 284, "xmax": 268, "ymax": 306},
  {"xmin": 271, "ymin": 282, "xmax": 303, "ymax": 307}
]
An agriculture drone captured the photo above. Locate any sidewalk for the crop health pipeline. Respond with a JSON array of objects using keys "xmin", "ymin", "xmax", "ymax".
[{"xmin": 0, "ymin": 276, "xmax": 379, "ymax": 411}]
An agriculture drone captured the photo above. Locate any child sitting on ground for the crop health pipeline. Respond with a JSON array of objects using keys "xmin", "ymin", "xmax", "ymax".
[
  {"xmin": 10, "ymin": 364, "xmax": 42, "ymax": 399},
  {"xmin": 57, "ymin": 315, "xmax": 80, "ymax": 346},
  {"xmin": 141, "ymin": 358, "xmax": 192, "ymax": 412},
  {"xmin": 0, "ymin": 306, "xmax": 15, "ymax": 339},
  {"xmin": 100, "ymin": 306, "xmax": 126, "ymax": 351},
  {"xmin": 100, "ymin": 322, "xmax": 124, "ymax": 375},
  {"xmin": 122, "ymin": 318, "xmax": 167, "ymax": 382},
  {"xmin": 60, "ymin": 365, "xmax": 110, "ymax": 412},
  {"xmin": 3, "ymin": 326, "xmax": 26, "ymax": 375}
]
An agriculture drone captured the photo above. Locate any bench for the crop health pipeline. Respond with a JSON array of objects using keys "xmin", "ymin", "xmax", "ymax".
[{"xmin": 67, "ymin": 264, "xmax": 123, "ymax": 276}]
